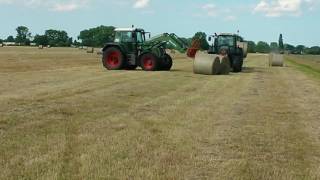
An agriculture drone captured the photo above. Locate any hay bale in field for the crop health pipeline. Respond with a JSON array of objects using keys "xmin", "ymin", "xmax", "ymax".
[
  {"xmin": 194, "ymin": 52, "xmax": 231, "ymax": 75},
  {"xmin": 0, "ymin": 43, "xmax": 3, "ymax": 47},
  {"xmin": 219, "ymin": 55, "xmax": 231, "ymax": 75},
  {"xmin": 87, "ymin": 47, "xmax": 94, "ymax": 53},
  {"xmin": 79, "ymin": 46, "xmax": 83, "ymax": 50},
  {"xmin": 194, "ymin": 52, "xmax": 218, "ymax": 75},
  {"xmin": 47, "ymin": 45, "xmax": 51, "ymax": 48},
  {"xmin": 38, "ymin": 45, "xmax": 43, "ymax": 49},
  {"xmin": 269, "ymin": 53, "xmax": 284, "ymax": 67},
  {"xmin": 97, "ymin": 49, "xmax": 103, "ymax": 55}
]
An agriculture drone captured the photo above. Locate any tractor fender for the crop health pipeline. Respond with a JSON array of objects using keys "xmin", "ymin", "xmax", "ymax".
[{"xmin": 102, "ymin": 44, "xmax": 127, "ymax": 59}]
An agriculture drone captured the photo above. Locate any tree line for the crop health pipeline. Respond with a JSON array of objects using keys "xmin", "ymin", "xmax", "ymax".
[{"xmin": 1, "ymin": 25, "xmax": 319, "ymax": 55}]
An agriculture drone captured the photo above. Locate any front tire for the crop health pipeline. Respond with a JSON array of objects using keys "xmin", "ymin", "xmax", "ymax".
[
  {"xmin": 140, "ymin": 53, "xmax": 160, "ymax": 71},
  {"xmin": 161, "ymin": 54, "xmax": 173, "ymax": 71},
  {"xmin": 102, "ymin": 47, "xmax": 125, "ymax": 70}
]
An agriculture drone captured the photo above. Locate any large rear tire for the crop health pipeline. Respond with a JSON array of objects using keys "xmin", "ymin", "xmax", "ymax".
[
  {"xmin": 102, "ymin": 47, "xmax": 125, "ymax": 70},
  {"xmin": 140, "ymin": 53, "xmax": 160, "ymax": 71},
  {"xmin": 161, "ymin": 54, "xmax": 173, "ymax": 71}
]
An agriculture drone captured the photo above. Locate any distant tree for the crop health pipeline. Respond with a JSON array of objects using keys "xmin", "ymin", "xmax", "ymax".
[
  {"xmin": 45, "ymin": 29, "xmax": 70, "ymax": 47},
  {"xmin": 6, "ymin": 36, "xmax": 15, "ymax": 42},
  {"xmin": 73, "ymin": 40, "xmax": 81, "ymax": 46},
  {"xmin": 0, "ymin": 39, "xmax": 3, "ymax": 43},
  {"xmin": 247, "ymin": 41, "xmax": 256, "ymax": 53},
  {"xmin": 305, "ymin": 46, "xmax": 320, "ymax": 55},
  {"xmin": 192, "ymin": 32, "xmax": 209, "ymax": 50},
  {"xmin": 278, "ymin": 34, "xmax": 284, "ymax": 51},
  {"xmin": 284, "ymin": 43, "xmax": 295, "ymax": 53},
  {"xmin": 256, "ymin": 41, "xmax": 270, "ymax": 53},
  {"xmin": 33, "ymin": 34, "xmax": 48, "ymax": 46},
  {"xmin": 295, "ymin": 45, "xmax": 306, "ymax": 54},
  {"xmin": 78, "ymin": 26, "xmax": 115, "ymax": 47},
  {"xmin": 270, "ymin": 42, "xmax": 279, "ymax": 52},
  {"xmin": 15, "ymin": 26, "xmax": 31, "ymax": 45}
]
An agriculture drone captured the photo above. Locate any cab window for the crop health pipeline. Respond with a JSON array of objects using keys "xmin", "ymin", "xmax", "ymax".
[
  {"xmin": 136, "ymin": 31, "xmax": 144, "ymax": 43},
  {"xmin": 114, "ymin": 31, "xmax": 133, "ymax": 43},
  {"xmin": 217, "ymin": 36, "xmax": 234, "ymax": 46}
]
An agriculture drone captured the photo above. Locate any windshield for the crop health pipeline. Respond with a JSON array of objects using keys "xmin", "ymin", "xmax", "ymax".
[
  {"xmin": 114, "ymin": 31, "xmax": 133, "ymax": 43},
  {"xmin": 217, "ymin": 36, "xmax": 234, "ymax": 46}
]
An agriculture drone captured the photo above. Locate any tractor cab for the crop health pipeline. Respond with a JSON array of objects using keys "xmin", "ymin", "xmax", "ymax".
[
  {"xmin": 208, "ymin": 33, "xmax": 242, "ymax": 55},
  {"xmin": 114, "ymin": 28, "xmax": 147, "ymax": 44}
]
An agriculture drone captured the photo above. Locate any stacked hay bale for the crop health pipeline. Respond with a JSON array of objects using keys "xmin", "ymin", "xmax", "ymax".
[
  {"xmin": 87, "ymin": 47, "xmax": 94, "ymax": 53},
  {"xmin": 193, "ymin": 52, "xmax": 230, "ymax": 75},
  {"xmin": 269, "ymin": 53, "xmax": 284, "ymax": 67},
  {"xmin": 97, "ymin": 48, "xmax": 103, "ymax": 55}
]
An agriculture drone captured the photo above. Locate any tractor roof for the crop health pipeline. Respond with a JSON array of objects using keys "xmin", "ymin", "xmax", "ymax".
[
  {"xmin": 115, "ymin": 28, "xmax": 145, "ymax": 32},
  {"xmin": 219, "ymin": 33, "xmax": 238, "ymax": 36}
]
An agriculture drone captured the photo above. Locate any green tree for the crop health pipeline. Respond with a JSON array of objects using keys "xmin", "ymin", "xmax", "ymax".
[
  {"xmin": 284, "ymin": 43, "xmax": 295, "ymax": 53},
  {"xmin": 16, "ymin": 26, "xmax": 31, "ymax": 45},
  {"xmin": 295, "ymin": 45, "xmax": 305, "ymax": 54},
  {"xmin": 45, "ymin": 29, "xmax": 70, "ymax": 47},
  {"xmin": 270, "ymin": 42, "xmax": 279, "ymax": 52},
  {"xmin": 192, "ymin": 32, "xmax": 209, "ymax": 50},
  {"xmin": 256, "ymin": 41, "xmax": 270, "ymax": 53},
  {"xmin": 278, "ymin": 34, "xmax": 284, "ymax": 51},
  {"xmin": 78, "ymin": 26, "xmax": 115, "ymax": 47},
  {"xmin": 305, "ymin": 46, "xmax": 320, "ymax": 55},
  {"xmin": 0, "ymin": 39, "xmax": 3, "ymax": 43},
  {"xmin": 33, "ymin": 35, "xmax": 49, "ymax": 46},
  {"xmin": 6, "ymin": 36, "xmax": 15, "ymax": 42},
  {"xmin": 247, "ymin": 41, "xmax": 256, "ymax": 53}
]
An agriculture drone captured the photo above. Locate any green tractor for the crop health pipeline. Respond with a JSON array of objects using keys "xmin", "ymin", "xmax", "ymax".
[
  {"xmin": 208, "ymin": 33, "xmax": 248, "ymax": 72},
  {"xmin": 102, "ymin": 28, "xmax": 172, "ymax": 71}
]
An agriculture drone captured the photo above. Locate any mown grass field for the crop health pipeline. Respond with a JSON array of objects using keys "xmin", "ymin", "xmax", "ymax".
[{"xmin": 0, "ymin": 47, "xmax": 320, "ymax": 179}]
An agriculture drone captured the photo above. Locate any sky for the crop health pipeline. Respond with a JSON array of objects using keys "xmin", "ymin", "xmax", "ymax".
[{"xmin": 0, "ymin": 0, "xmax": 319, "ymax": 46}]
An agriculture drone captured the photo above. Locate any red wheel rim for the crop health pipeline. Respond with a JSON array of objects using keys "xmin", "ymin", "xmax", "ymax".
[
  {"xmin": 143, "ymin": 57, "xmax": 154, "ymax": 70},
  {"xmin": 106, "ymin": 51, "xmax": 120, "ymax": 68}
]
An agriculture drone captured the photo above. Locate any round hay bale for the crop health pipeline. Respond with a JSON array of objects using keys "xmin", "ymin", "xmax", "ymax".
[
  {"xmin": 87, "ymin": 47, "xmax": 94, "ymax": 53},
  {"xmin": 193, "ymin": 52, "xmax": 219, "ymax": 75},
  {"xmin": 269, "ymin": 53, "xmax": 284, "ymax": 67},
  {"xmin": 38, "ymin": 45, "xmax": 43, "ymax": 49},
  {"xmin": 219, "ymin": 56, "xmax": 231, "ymax": 75},
  {"xmin": 0, "ymin": 43, "xmax": 3, "ymax": 47},
  {"xmin": 47, "ymin": 45, "xmax": 51, "ymax": 48}
]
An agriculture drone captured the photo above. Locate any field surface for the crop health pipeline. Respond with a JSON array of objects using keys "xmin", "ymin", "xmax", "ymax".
[{"xmin": 0, "ymin": 47, "xmax": 320, "ymax": 179}]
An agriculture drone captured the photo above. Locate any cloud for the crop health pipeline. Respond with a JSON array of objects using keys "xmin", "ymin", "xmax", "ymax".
[
  {"xmin": 133, "ymin": 0, "xmax": 150, "ymax": 9},
  {"xmin": 224, "ymin": 15, "xmax": 237, "ymax": 21},
  {"xmin": 0, "ymin": 0, "xmax": 88, "ymax": 12},
  {"xmin": 254, "ymin": 0, "xmax": 318, "ymax": 17},
  {"xmin": 202, "ymin": 3, "xmax": 218, "ymax": 17}
]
